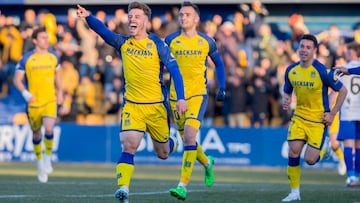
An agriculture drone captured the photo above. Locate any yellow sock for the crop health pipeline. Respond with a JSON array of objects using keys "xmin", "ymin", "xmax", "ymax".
[
  {"xmin": 116, "ymin": 152, "xmax": 135, "ymax": 188},
  {"xmin": 116, "ymin": 163, "xmax": 134, "ymax": 188},
  {"xmin": 180, "ymin": 146, "xmax": 197, "ymax": 185},
  {"xmin": 334, "ymin": 147, "xmax": 344, "ymax": 161},
  {"xmin": 196, "ymin": 143, "xmax": 208, "ymax": 166},
  {"xmin": 44, "ymin": 134, "xmax": 54, "ymax": 156},
  {"xmin": 33, "ymin": 138, "xmax": 43, "ymax": 160},
  {"xmin": 287, "ymin": 165, "xmax": 301, "ymax": 189}
]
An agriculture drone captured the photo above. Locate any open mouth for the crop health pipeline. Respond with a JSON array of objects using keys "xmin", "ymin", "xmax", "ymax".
[{"xmin": 129, "ymin": 24, "xmax": 137, "ymax": 31}]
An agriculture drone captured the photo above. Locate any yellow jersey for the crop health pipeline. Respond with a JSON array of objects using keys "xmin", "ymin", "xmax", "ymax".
[
  {"xmin": 284, "ymin": 59, "xmax": 343, "ymax": 123},
  {"xmin": 16, "ymin": 49, "xmax": 60, "ymax": 107},
  {"xmin": 165, "ymin": 31, "xmax": 225, "ymax": 100}
]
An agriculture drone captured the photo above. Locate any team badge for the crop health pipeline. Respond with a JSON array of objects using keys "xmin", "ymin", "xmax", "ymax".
[
  {"xmin": 198, "ymin": 39, "xmax": 204, "ymax": 46},
  {"xmin": 332, "ymin": 70, "xmax": 339, "ymax": 81},
  {"xmin": 292, "ymin": 70, "xmax": 296, "ymax": 75},
  {"xmin": 310, "ymin": 71, "xmax": 316, "ymax": 78},
  {"xmin": 146, "ymin": 43, "xmax": 153, "ymax": 49},
  {"xmin": 176, "ymin": 40, "xmax": 181, "ymax": 44}
]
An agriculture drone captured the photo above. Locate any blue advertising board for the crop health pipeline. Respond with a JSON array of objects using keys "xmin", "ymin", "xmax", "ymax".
[{"xmin": 0, "ymin": 124, "xmax": 341, "ymax": 169}]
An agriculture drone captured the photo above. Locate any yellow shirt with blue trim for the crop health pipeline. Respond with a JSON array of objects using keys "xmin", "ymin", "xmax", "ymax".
[
  {"xmin": 85, "ymin": 15, "xmax": 185, "ymax": 104},
  {"xmin": 165, "ymin": 31, "xmax": 226, "ymax": 100},
  {"xmin": 283, "ymin": 59, "xmax": 343, "ymax": 123},
  {"xmin": 16, "ymin": 50, "xmax": 60, "ymax": 107}
]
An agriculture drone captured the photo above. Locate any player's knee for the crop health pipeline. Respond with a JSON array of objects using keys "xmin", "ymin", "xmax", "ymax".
[
  {"xmin": 305, "ymin": 157, "xmax": 317, "ymax": 165},
  {"xmin": 156, "ymin": 152, "xmax": 169, "ymax": 160},
  {"xmin": 44, "ymin": 129, "xmax": 53, "ymax": 135}
]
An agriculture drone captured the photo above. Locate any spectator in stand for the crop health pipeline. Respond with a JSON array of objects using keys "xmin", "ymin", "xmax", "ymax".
[
  {"xmin": 55, "ymin": 28, "xmax": 79, "ymax": 67},
  {"xmin": 19, "ymin": 9, "xmax": 37, "ymax": 54},
  {"xmin": 20, "ymin": 25, "xmax": 35, "ymax": 54},
  {"xmin": 288, "ymin": 13, "xmax": 309, "ymax": 51},
  {"xmin": 59, "ymin": 57, "xmax": 79, "ymax": 96},
  {"xmin": 104, "ymin": 76, "xmax": 123, "ymax": 124},
  {"xmin": 211, "ymin": 14, "xmax": 223, "ymax": 30},
  {"xmin": 113, "ymin": 8, "xmax": 129, "ymax": 36},
  {"xmin": 248, "ymin": 60, "xmax": 271, "ymax": 128},
  {"xmin": 37, "ymin": 9, "xmax": 57, "ymax": 47},
  {"xmin": 317, "ymin": 42, "xmax": 336, "ymax": 69},
  {"xmin": 76, "ymin": 15, "xmax": 99, "ymax": 80},
  {"xmin": 0, "ymin": 16, "xmax": 23, "ymax": 87},
  {"xmin": 19, "ymin": 9, "xmax": 38, "ymax": 31},
  {"xmin": 150, "ymin": 16, "xmax": 166, "ymax": 39},
  {"xmin": 227, "ymin": 68, "xmax": 249, "ymax": 128},
  {"xmin": 216, "ymin": 21, "xmax": 243, "ymax": 77},
  {"xmin": 257, "ymin": 23, "xmax": 278, "ymax": 61},
  {"xmin": 75, "ymin": 75, "xmax": 95, "ymax": 116}
]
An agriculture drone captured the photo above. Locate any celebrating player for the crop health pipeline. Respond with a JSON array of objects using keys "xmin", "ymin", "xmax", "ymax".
[
  {"xmin": 14, "ymin": 26, "xmax": 63, "ymax": 183},
  {"xmin": 165, "ymin": 1, "xmax": 226, "ymax": 201},
  {"xmin": 281, "ymin": 34, "xmax": 347, "ymax": 201},
  {"xmin": 77, "ymin": 2, "xmax": 187, "ymax": 202}
]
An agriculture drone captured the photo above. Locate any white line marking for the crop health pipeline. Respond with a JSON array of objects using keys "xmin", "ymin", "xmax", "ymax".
[{"xmin": 0, "ymin": 189, "xmax": 209, "ymax": 198}]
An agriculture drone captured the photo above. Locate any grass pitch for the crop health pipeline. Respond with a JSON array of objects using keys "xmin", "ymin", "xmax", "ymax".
[{"xmin": 0, "ymin": 162, "xmax": 359, "ymax": 203}]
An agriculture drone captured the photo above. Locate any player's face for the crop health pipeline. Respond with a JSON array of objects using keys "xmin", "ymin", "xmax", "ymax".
[
  {"xmin": 179, "ymin": 6, "xmax": 199, "ymax": 30},
  {"xmin": 128, "ymin": 8, "xmax": 148, "ymax": 37},
  {"xmin": 34, "ymin": 31, "xmax": 49, "ymax": 50},
  {"xmin": 298, "ymin": 39, "xmax": 316, "ymax": 63}
]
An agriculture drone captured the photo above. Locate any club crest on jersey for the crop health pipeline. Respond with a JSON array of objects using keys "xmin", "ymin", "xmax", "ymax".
[
  {"xmin": 332, "ymin": 70, "xmax": 339, "ymax": 81},
  {"xmin": 146, "ymin": 43, "xmax": 152, "ymax": 49},
  {"xmin": 198, "ymin": 39, "xmax": 204, "ymax": 46},
  {"xmin": 292, "ymin": 70, "xmax": 297, "ymax": 75},
  {"xmin": 176, "ymin": 40, "xmax": 181, "ymax": 44},
  {"xmin": 310, "ymin": 71, "xmax": 316, "ymax": 78}
]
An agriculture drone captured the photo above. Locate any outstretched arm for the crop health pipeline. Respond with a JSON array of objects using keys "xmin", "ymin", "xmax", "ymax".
[
  {"xmin": 76, "ymin": 4, "xmax": 120, "ymax": 48},
  {"xmin": 334, "ymin": 65, "xmax": 360, "ymax": 76}
]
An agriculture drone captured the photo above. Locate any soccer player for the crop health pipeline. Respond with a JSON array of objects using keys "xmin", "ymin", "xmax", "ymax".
[
  {"xmin": 13, "ymin": 26, "xmax": 63, "ymax": 183},
  {"xmin": 334, "ymin": 42, "xmax": 360, "ymax": 187},
  {"xmin": 76, "ymin": 3, "xmax": 188, "ymax": 203},
  {"xmin": 164, "ymin": 1, "xmax": 226, "ymax": 200},
  {"xmin": 282, "ymin": 34, "xmax": 347, "ymax": 202}
]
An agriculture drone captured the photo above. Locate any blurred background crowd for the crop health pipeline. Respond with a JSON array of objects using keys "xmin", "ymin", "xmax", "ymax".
[{"xmin": 0, "ymin": 1, "xmax": 359, "ymax": 127}]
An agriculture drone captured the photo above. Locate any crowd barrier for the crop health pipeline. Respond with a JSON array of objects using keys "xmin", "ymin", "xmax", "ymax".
[{"xmin": 0, "ymin": 124, "xmax": 341, "ymax": 169}]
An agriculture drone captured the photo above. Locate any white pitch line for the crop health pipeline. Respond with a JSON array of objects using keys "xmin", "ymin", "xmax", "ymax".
[{"xmin": 0, "ymin": 189, "xmax": 209, "ymax": 199}]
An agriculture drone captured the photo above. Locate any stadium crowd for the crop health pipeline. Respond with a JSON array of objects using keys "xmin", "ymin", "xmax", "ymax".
[{"xmin": 0, "ymin": 1, "xmax": 359, "ymax": 127}]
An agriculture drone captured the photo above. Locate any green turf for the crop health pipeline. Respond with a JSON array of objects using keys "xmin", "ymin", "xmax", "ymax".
[{"xmin": 0, "ymin": 162, "xmax": 359, "ymax": 203}]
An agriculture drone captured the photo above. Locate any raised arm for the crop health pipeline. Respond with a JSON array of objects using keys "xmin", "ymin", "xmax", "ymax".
[{"xmin": 76, "ymin": 4, "xmax": 121, "ymax": 48}]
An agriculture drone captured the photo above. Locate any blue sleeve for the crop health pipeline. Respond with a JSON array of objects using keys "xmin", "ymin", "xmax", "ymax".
[
  {"xmin": 167, "ymin": 61, "xmax": 185, "ymax": 100},
  {"xmin": 313, "ymin": 60, "xmax": 343, "ymax": 91},
  {"xmin": 283, "ymin": 66, "xmax": 293, "ymax": 94},
  {"xmin": 16, "ymin": 51, "xmax": 33, "ymax": 71},
  {"xmin": 206, "ymin": 35, "xmax": 226, "ymax": 89},
  {"xmin": 153, "ymin": 35, "xmax": 185, "ymax": 100},
  {"xmin": 326, "ymin": 69, "xmax": 343, "ymax": 91},
  {"xmin": 348, "ymin": 67, "xmax": 360, "ymax": 75},
  {"xmin": 85, "ymin": 15, "xmax": 124, "ymax": 49},
  {"xmin": 16, "ymin": 57, "xmax": 26, "ymax": 71}
]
